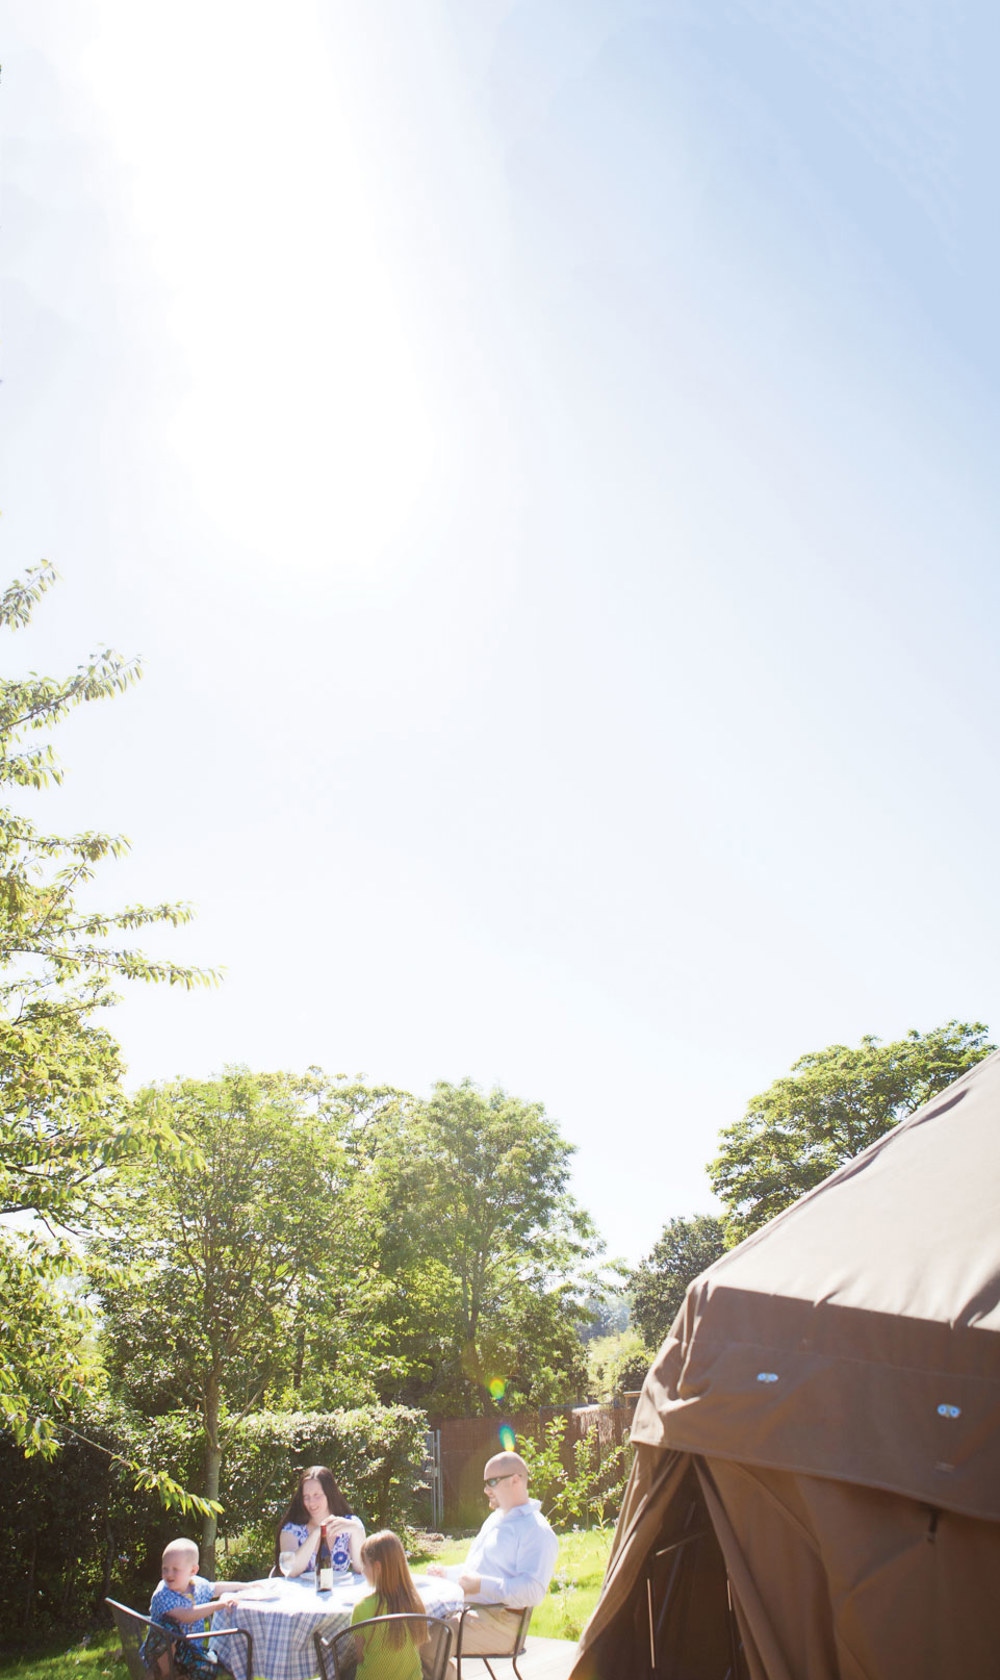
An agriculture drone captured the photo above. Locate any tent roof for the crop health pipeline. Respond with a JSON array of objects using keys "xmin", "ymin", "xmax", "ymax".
[{"xmin": 632, "ymin": 1049, "xmax": 1000, "ymax": 1521}]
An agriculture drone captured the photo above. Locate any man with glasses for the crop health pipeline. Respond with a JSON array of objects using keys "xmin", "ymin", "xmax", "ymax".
[{"xmin": 427, "ymin": 1450, "xmax": 558, "ymax": 1671}]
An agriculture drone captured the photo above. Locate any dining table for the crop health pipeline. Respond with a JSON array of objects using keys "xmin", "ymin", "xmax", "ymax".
[{"xmin": 214, "ymin": 1569, "xmax": 465, "ymax": 1680}]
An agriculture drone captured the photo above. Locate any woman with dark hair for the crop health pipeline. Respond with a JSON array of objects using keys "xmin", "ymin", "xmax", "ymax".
[{"xmin": 275, "ymin": 1465, "xmax": 366, "ymax": 1577}]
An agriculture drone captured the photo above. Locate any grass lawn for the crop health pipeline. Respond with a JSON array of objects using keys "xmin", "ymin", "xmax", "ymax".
[
  {"xmin": 3, "ymin": 1527, "xmax": 612, "ymax": 1678},
  {"xmin": 0, "ymin": 1632, "xmax": 121, "ymax": 1680}
]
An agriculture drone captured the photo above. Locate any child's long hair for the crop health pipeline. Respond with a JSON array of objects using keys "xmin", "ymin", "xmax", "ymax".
[{"xmin": 359, "ymin": 1531, "xmax": 426, "ymax": 1649}]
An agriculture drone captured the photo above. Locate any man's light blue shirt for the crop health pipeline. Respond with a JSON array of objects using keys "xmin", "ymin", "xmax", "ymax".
[{"xmin": 445, "ymin": 1497, "xmax": 559, "ymax": 1607}]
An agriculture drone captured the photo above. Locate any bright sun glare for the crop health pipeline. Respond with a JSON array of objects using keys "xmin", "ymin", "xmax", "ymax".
[{"xmin": 83, "ymin": 0, "xmax": 432, "ymax": 574}]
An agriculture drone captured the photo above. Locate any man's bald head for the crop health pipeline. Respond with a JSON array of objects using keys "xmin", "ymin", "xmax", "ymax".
[
  {"xmin": 483, "ymin": 1450, "xmax": 530, "ymax": 1511},
  {"xmin": 484, "ymin": 1451, "xmax": 528, "ymax": 1480}
]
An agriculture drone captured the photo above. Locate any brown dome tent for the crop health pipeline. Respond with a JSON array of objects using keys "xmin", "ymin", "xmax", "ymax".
[{"xmin": 571, "ymin": 1050, "xmax": 1000, "ymax": 1680}]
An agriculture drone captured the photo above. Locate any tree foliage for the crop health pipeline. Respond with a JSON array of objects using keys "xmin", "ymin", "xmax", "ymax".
[
  {"xmin": 709, "ymin": 1021, "xmax": 995, "ymax": 1239},
  {"xmin": 629, "ymin": 1214, "xmax": 727, "ymax": 1348},
  {"xmin": 0, "ymin": 565, "xmax": 215, "ymax": 1461},
  {"xmin": 93, "ymin": 1069, "xmax": 354, "ymax": 1570},
  {"xmin": 285, "ymin": 1075, "xmax": 419, "ymax": 1410},
  {"xmin": 586, "ymin": 1328, "xmax": 651, "ymax": 1401},
  {"xmin": 577, "ymin": 1286, "xmax": 631, "ymax": 1343},
  {"xmin": 363, "ymin": 1079, "xmax": 599, "ymax": 1414}
]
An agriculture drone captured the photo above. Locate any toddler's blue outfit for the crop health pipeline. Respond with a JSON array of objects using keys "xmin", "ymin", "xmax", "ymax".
[{"xmin": 145, "ymin": 1574, "xmax": 231, "ymax": 1678}]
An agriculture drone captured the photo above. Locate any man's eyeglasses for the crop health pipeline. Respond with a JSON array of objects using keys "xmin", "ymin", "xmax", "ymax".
[{"xmin": 483, "ymin": 1473, "xmax": 517, "ymax": 1489}]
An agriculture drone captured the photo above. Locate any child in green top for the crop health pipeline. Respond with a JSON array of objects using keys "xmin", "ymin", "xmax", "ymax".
[{"xmin": 350, "ymin": 1531, "xmax": 426, "ymax": 1680}]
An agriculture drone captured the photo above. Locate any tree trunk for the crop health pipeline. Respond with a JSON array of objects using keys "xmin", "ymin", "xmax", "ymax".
[
  {"xmin": 201, "ymin": 1370, "xmax": 223, "ymax": 1577},
  {"xmin": 292, "ymin": 1318, "xmax": 306, "ymax": 1399},
  {"xmin": 98, "ymin": 1517, "xmax": 116, "ymax": 1612},
  {"xmin": 24, "ymin": 1529, "xmax": 37, "ymax": 1630}
]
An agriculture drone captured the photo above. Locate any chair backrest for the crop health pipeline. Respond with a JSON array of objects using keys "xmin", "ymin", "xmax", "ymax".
[
  {"xmin": 316, "ymin": 1612, "xmax": 453, "ymax": 1680},
  {"xmin": 106, "ymin": 1598, "xmax": 176, "ymax": 1680},
  {"xmin": 455, "ymin": 1604, "xmax": 532, "ymax": 1660}
]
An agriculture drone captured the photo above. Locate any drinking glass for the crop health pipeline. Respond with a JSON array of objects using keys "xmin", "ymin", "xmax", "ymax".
[{"xmin": 278, "ymin": 1550, "xmax": 297, "ymax": 1578}]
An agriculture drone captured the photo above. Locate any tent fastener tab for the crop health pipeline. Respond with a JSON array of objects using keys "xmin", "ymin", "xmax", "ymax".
[
  {"xmin": 936, "ymin": 1404, "xmax": 961, "ymax": 1418},
  {"xmin": 756, "ymin": 1372, "xmax": 779, "ymax": 1383}
]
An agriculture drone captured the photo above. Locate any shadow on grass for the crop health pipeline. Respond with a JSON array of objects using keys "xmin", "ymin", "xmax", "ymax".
[{"xmin": 0, "ymin": 1631, "xmax": 122, "ymax": 1680}]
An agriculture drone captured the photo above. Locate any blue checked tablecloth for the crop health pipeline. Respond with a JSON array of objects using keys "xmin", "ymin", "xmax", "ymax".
[{"xmin": 215, "ymin": 1572, "xmax": 464, "ymax": 1680}]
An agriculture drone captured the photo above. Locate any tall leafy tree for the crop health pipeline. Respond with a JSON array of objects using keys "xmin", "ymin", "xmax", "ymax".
[
  {"xmin": 0, "ymin": 564, "xmax": 214, "ymax": 1461},
  {"xmin": 367, "ymin": 1079, "xmax": 599, "ymax": 1413},
  {"xmin": 710, "ymin": 1021, "xmax": 994, "ymax": 1239},
  {"xmin": 93, "ymin": 1069, "xmax": 350, "ymax": 1573},
  {"xmin": 629, "ymin": 1214, "xmax": 727, "ymax": 1347},
  {"xmin": 578, "ymin": 1286, "xmax": 631, "ymax": 1344},
  {"xmin": 283, "ymin": 1074, "xmax": 417, "ymax": 1408}
]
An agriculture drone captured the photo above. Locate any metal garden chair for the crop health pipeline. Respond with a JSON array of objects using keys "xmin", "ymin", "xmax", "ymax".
[
  {"xmin": 314, "ymin": 1612, "xmax": 453, "ymax": 1680},
  {"xmin": 105, "ymin": 1596, "xmax": 253, "ymax": 1680},
  {"xmin": 452, "ymin": 1604, "xmax": 532, "ymax": 1680}
]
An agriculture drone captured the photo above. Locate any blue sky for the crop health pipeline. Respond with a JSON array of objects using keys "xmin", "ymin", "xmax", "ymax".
[{"xmin": 2, "ymin": 1, "xmax": 998, "ymax": 1264}]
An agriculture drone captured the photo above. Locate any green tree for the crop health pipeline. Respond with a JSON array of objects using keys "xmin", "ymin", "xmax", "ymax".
[
  {"xmin": 629, "ymin": 1214, "xmax": 727, "ymax": 1347},
  {"xmin": 93, "ymin": 1069, "xmax": 351, "ymax": 1572},
  {"xmin": 0, "ymin": 564, "xmax": 214, "ymax": 1462},
  {"xmin": 586, "ymin": 1327, "xmax": 651, "ymax": 1401},
  {"xmin": 578, "ymin": 1286, "xmax": 631, "ymax": 1343},
  {"xmin": 288, "ymin": 1075, "xmax": 418, "ymax": 1408},
  {"xmin": 367, "ymin": 1079, "xmax": 599, "ymax": 1413},
  {"xmin": 710, "ymin": 1021, "xmax": 995, "ymax": 1239}
]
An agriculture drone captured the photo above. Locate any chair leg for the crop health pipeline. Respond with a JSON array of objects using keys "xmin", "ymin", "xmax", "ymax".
[{"xmin": 477, "ymin": 1661, "xmax": 524, "ymax": 1680}]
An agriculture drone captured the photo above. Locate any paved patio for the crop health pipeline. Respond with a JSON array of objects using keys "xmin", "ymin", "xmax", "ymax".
[{"xmin": 459, "ymin": 1634, "xmax": 579, "ymax": 1679}]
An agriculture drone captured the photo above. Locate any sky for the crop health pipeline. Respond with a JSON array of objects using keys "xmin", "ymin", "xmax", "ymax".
[{"xmin": 2, "ymin": 0, "xmax": 999, "ymax": 1266}]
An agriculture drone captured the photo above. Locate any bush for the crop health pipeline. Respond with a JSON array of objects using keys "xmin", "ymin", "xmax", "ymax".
[
  {"xmin": 519, "ymin": 1416, "xmax": 632, "ymax": 1530},
  {"xmin": 0, "ymin": 1405, "xmax": 183, "ymax": 1637},
  {"xmin": 220, "ymin": 1407, "xmax": 428, "ymax": 1564}
]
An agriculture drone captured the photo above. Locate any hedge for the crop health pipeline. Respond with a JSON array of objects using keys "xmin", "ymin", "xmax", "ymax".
[
  {"xmin": 220, "ymin": 1407, "xmax": 428, "ymax": 1564},
  {"xmin": 0, "ymin": 1403, "xmax": 428, "ymax": 1636}
]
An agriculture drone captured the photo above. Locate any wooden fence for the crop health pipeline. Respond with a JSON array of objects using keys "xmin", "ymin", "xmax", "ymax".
[{"xmin": 429, "ymin": 1402, "xmax": 637, "ymax": 1529}]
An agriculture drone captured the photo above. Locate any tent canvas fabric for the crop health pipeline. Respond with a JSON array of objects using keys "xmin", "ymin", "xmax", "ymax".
[{"xmin": 570, "ymin": 1049, "xmax": 1000, "ymax": 1679}]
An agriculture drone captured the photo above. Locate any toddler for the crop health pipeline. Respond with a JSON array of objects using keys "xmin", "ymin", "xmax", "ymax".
[{"xmin": 146, "ymin": 1538, "xmax": 242, "ymax": 1679}]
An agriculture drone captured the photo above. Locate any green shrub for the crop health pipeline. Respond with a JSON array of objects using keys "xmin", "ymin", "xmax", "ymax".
[
  {"xmin": 519, "ymin": 1416, "xmax": 632, "ymax": 1530},
  {"xmin": 220, "ymin": 1407, "xmax": 428, "ymax": 1562},
  {"xmin": 0, "ymin": 1404, "xmax": 183, "ymax": 1637}
]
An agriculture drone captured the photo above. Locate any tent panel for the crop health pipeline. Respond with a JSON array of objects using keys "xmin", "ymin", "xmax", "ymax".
[
  {"xmin": 580, "ymin": 1055, "xmax": 1000, "ymax": 1677},
  {"xmin": 694, "ymin": 1059, "xmax": 1000, "ymax": 1336},
  {"xmin": 695, "ymin": 1458, "xmax": 835, "ymax": 1680},
  {"xmin": 632, "ymin": 1288, "xmax": 1000, "ymax": 1523},
  {"xmin": 704, "ymin": 1457, "xmax": 1000, "ymax": 1680}
]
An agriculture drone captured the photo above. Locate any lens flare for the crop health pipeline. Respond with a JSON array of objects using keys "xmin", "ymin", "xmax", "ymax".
[
  {"xmin": 498, "ymin": 1424, "xmax": 516, "ymax": 1452},
  {"xmin": 489, "ymin": 1378, "xmax": 507, "ymax": 1402}
]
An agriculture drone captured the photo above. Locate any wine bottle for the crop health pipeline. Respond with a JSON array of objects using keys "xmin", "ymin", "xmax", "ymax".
[{"xmin": 317, "ymin": 1523, "xmax": 333, "ymax": 1592}]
